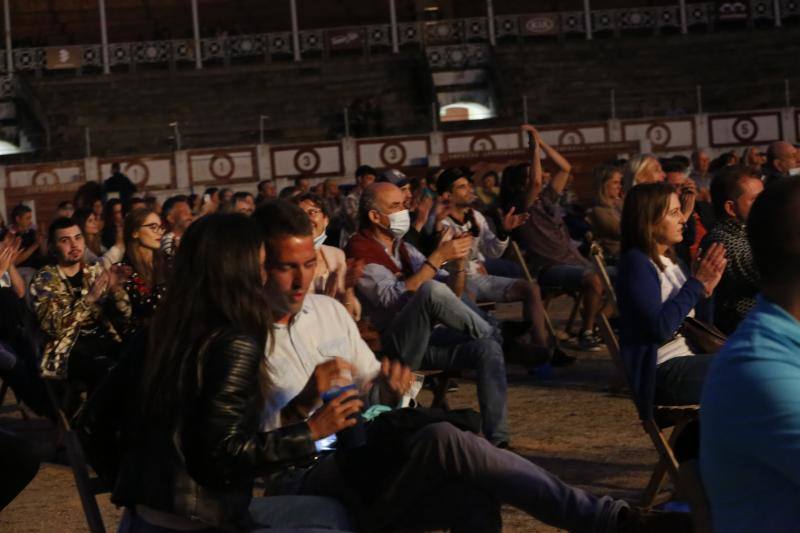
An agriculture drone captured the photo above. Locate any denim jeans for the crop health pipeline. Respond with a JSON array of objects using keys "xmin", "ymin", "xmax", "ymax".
[
  {"xmin": 379, "ymin": 280, "xmax": 508, "ymax": 443},
  {"xmin": 282, "ymin": 422, "xmax": 626, "ymax": 533}
]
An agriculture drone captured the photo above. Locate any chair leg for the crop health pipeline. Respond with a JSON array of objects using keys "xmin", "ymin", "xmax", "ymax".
[
  {"xmin": 44, "ymin": 381, "xmax": 106, "ymax": 533},
  {"xmin": 641, "ymin": 458, "xmax": 669, "ymax": 507},
  {"xmin": 64, "ymin": 430, "xmax": 106, "ymax": 533}
]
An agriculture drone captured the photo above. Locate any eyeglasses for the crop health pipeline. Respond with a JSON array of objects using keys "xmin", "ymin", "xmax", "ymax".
[{"xmin": 140, "ymin": 223, "xmax": 166, "ymax": 233}]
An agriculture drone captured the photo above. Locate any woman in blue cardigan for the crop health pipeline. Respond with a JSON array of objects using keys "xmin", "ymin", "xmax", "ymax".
[{"xmin": 617, "ymin": 182, "xmax": 727, "ymax": 420}]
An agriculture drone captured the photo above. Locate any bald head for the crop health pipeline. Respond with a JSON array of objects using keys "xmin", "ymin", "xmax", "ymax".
[
  {"xmin": 358, "ymin": 182, "xmax": 405, "ymax": 230},
  {"xmin": 767, "ymin": 141, "xmax": 798, "ymax": 174}
]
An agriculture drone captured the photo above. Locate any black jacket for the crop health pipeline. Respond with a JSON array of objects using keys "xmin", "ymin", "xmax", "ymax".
[{"xmin": 80, "ymin": 329, "xmax": 318, "ymax": 530}]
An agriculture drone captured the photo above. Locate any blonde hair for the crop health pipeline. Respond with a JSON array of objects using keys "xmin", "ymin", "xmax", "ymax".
[{"xmin": 622, "ymin": 154, "xmax": 658, "ymax": 192}]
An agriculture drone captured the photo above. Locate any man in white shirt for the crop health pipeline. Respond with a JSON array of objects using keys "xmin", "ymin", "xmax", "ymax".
[
  {"xmin": 252, "ymin": 199, "xmax": 690, "ymax": 533},
  {"xmin": 437, "ymin": 167, "xmax": 565, "ymax": 364}
]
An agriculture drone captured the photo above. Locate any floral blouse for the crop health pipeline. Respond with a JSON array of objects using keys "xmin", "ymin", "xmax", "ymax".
[{"xmin": 116, "ymin": 258, "xmax": 167, "ymax": 335}]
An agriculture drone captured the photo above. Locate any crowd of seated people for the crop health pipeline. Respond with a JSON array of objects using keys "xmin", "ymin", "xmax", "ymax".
[{"xmin": 0, "ymin": 135, "xmax": 799, "ymax": 531}]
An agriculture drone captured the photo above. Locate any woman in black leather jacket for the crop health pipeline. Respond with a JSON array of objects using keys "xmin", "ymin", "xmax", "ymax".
[{"xmin": 110, "ymin": 213, "xmax": 359, "ymax": 532}]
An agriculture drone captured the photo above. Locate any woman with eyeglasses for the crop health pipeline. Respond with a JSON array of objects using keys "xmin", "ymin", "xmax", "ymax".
[
  {"xmin": 116, "ymin": 208, "xmax": 168, "ymax": 335},
  {"xmin": 295, "ymin": 193, "xmax": 361, "ymax": 321}
]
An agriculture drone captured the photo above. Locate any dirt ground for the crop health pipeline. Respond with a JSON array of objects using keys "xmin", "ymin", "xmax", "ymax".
[{"xmin": 0, "ymin": 298, "xmax": 661, "ymax": 532}]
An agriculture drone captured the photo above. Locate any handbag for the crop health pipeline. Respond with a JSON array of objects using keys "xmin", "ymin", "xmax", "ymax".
[{"xmin": 680, "ymin": 316, "xmax": 727, "ymax": 354}]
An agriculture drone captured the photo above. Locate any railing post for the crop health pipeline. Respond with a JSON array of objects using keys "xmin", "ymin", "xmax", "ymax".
[
  {"xmin": 191, "ymin": 0, "xmax": 202, "ymax": 69},
  {"xmin": 290, "ymin": 0, "xmax": 302, "ymax": 62},
  {"xmin": 3, "ymin": 0, "xmax": 12, "ymax": 74},
  {"xmin": 99, "ymin": 0, "xmax": 110, "ymax": 74},
  {"xmin": 679, "ymin": 0, "xmax": 688, "ymax": 34},
  {"xmin": 389, "ymin": 0, "xmax": 399, "ymax": 54},
  {"xmin": 774, "ymin": 0, "xmax": 782, "ymax": 27},
  {"xmin": 583, "ymin": 0, "xmax": 593, "ymax": 40},
  {"xmin": 486, "ymin": 0, "xmax": 496, "ymax": 46}
]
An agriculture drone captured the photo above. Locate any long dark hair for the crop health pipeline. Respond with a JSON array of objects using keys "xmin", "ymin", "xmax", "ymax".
[
  {"xmin": 620, "ymin": 182, "xmax": 677, "ymax": 270},
  {"xmin": 140, "ymin": 213, "xmax": 273, "ymax": 424},
  {"xmin": 123, "ymin": 207, "xmax": 167, "ymax": 287},
  {"xmin": 499, "ymin": 163, "xmax": 529, "ymax": 212}
]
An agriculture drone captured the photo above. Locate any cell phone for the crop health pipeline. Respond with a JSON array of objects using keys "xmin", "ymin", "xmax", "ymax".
[{"xmin": 203, "ymin": 193, "xmax": 210, "ymax": 203}]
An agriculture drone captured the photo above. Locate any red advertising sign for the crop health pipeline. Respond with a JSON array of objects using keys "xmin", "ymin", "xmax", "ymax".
[
  {"xmin": 519, "ymin": 14, "xmax": 560, "ymax": 36},
  {"xmin": 326, "ymin": 28, "xmax": 365, "ymax": 51}
]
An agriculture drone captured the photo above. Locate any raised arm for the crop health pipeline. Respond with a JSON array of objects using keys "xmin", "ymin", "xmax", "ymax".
[
  {"xmin": 521, "ymin": 124, "xmax": 543, "ymax": 208},
  {"xmin": 538, "ymin": 134, "xmax": 573, "ymax": 195}
]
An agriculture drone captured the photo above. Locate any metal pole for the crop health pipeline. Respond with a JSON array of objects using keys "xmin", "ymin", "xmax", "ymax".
[
  {"xmin": 522, "ymin": 95, "xmax": 528, "ymax": 124},
  {"xmin": 583, "ymin": 0, "xmax": 592, "ymax": 40},
  {"xmin": 170, "ymin": 122, "xmax": 181, "ymax": 151},
  {"xmin": 612, "ymin": 89, "xmax": 618, "ymax": 120},
  {"xmin": 679, "ymin": 0, "xmax": 688, "ymax": 34},
  {"xmin": 431, "ymin": 102, "xmax": 438, "ymax": 132},
  {"xmin": 696, "ymin": 85, "xmax": 703, "ymax": 114},
  {"xmin": 343, "ymin": 107, "xmax": 350, "ymax": 138},
  {"xmin": 191, "ymin": 0, "xmax": 202, "ymax": 69},
  {"xmin": 290, "ymin": 0, "xmax": 301, "ymax": 62},
  {"xmin": 260, "ymin": 115, "xmax": 269, "ymax": 144},
  {"xmin": 3, "ymin": 0, "xmax": 12, "ymax": 74},
  {"xmin": 85, "ymin": 127, "xmax": 91, "ymax": 157},
  {"xmin": 389, "ymin": 0, "xmax": 399, "ymax": 54},
  {"xmin": 486, "ymin": 0, "xmax": 496, "ymax": 47},
  {"xmin": 785, "ymin": 79, "xmax": 791, "ymax": 108},
  {"xmin": 774, "ymin": 0, "xmax": 782, "ymax": 28},
  {"xmin": 98, "ymin": 0, "xmax": 110, "ymax": 74}
]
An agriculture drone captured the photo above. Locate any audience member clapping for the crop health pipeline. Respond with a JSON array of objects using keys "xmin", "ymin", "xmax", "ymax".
[
  {"xmin": 29, "ymin": 217, "xmax": 130, "ymax": 388},
  {"xmin": 345, "ymin": 183, "xmax": 511, "ymax": 446},
  {"xmin": 73, "ymin": 207, "xmax": 125, "ymax": 269},
  {"xmin": 617, "ymin": 182, "xmax": 726, "ymax": 421}
]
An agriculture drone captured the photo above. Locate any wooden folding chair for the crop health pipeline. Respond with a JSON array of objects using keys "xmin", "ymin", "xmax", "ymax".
[
  {"xmin": 0, "ymin": 376, "xmax": 30, "ymax": 420},
  {"xmin": 510, "ymin": 242, "xmax": 575, "ymax": 344},
  {"xmin": 44, "ymin": 380, "xmax": 108, "ymax": 533},
  {"xmin": 602, "ymin": 316, "xmax": 699, "ymax": 507}
]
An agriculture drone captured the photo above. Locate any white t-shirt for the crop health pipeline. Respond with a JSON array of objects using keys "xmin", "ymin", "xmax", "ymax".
[
  {"xmin": 654, "ymin": 255, "xmax": 696, "ymax": 365},
  {"xmin": 260, "ymin": 293, "xmax": 381, "ymax": 431}
]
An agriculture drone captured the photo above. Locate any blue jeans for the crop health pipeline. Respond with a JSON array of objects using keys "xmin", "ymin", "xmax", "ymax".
[
  {"xmin": 117, "ymin": 496, "xmax": 355, "ymax": 532},
  {"xmin": 278, "ymin": 423, "xmax": 626, "ymax": 533},
  {"xmin": 379, "ymin": 280, "xmax": 508, "ymax": 444}
]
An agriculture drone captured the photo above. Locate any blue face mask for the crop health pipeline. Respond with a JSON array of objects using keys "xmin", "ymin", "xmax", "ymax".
[{"xmin": 313, "ymin": 232, "xmax": 327, "ymax": 250}]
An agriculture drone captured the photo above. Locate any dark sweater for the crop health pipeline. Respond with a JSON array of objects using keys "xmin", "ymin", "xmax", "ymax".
[{"xmin": 616, "ymin": 248, "xmax": 706, "ymax": 419}]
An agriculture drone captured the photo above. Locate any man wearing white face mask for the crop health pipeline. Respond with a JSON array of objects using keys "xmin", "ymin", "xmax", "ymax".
[
  {"xmin": 346, "ymin": 182, "xmax": 512, "ymax": 447},
  {"xmin": 295, "ymin": 193, "xmax": 361, "ymax": 321}
]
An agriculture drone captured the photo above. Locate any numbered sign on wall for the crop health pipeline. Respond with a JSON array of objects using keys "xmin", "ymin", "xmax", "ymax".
[
  {"xmin": 99, "ymin": 156, "xmax": 175, "ymax": 190},
  {"xmin": 270, "ymin": 142, "xmax": 344, "ymax": 178},
  {"xmin": 356, "ymin": 136, "xmax": 430, "ymax": 168},
  {"xmin": 708, "ymin": 111, "xmax": 783, "ymax": 147},
  {"xmin": 444, "ymin": 130, "xmax": 521, "ymax": 154},
  {"xmin": 622, "ymin": 118, "xmax": 695, "ymax": 152},
  {"xmin": 7, "ymin": 162, "xmax": 84, "ymax": 188},
  {"xmin": 189, "ymin": 148, "xmax": 257, "ymax": 185},
  {"xmin": 536, "ymin": 124, "xmax": 609, "ymax": 148}
]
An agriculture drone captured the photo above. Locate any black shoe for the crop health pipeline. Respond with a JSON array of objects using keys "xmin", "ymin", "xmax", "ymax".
[
  {"xmin": 617, "ymin": 506, "xmax": 694, "ymax": 533},
  {"xmin": 550, "ymin": 348, "xmax": 577, "ymax": 368}
]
